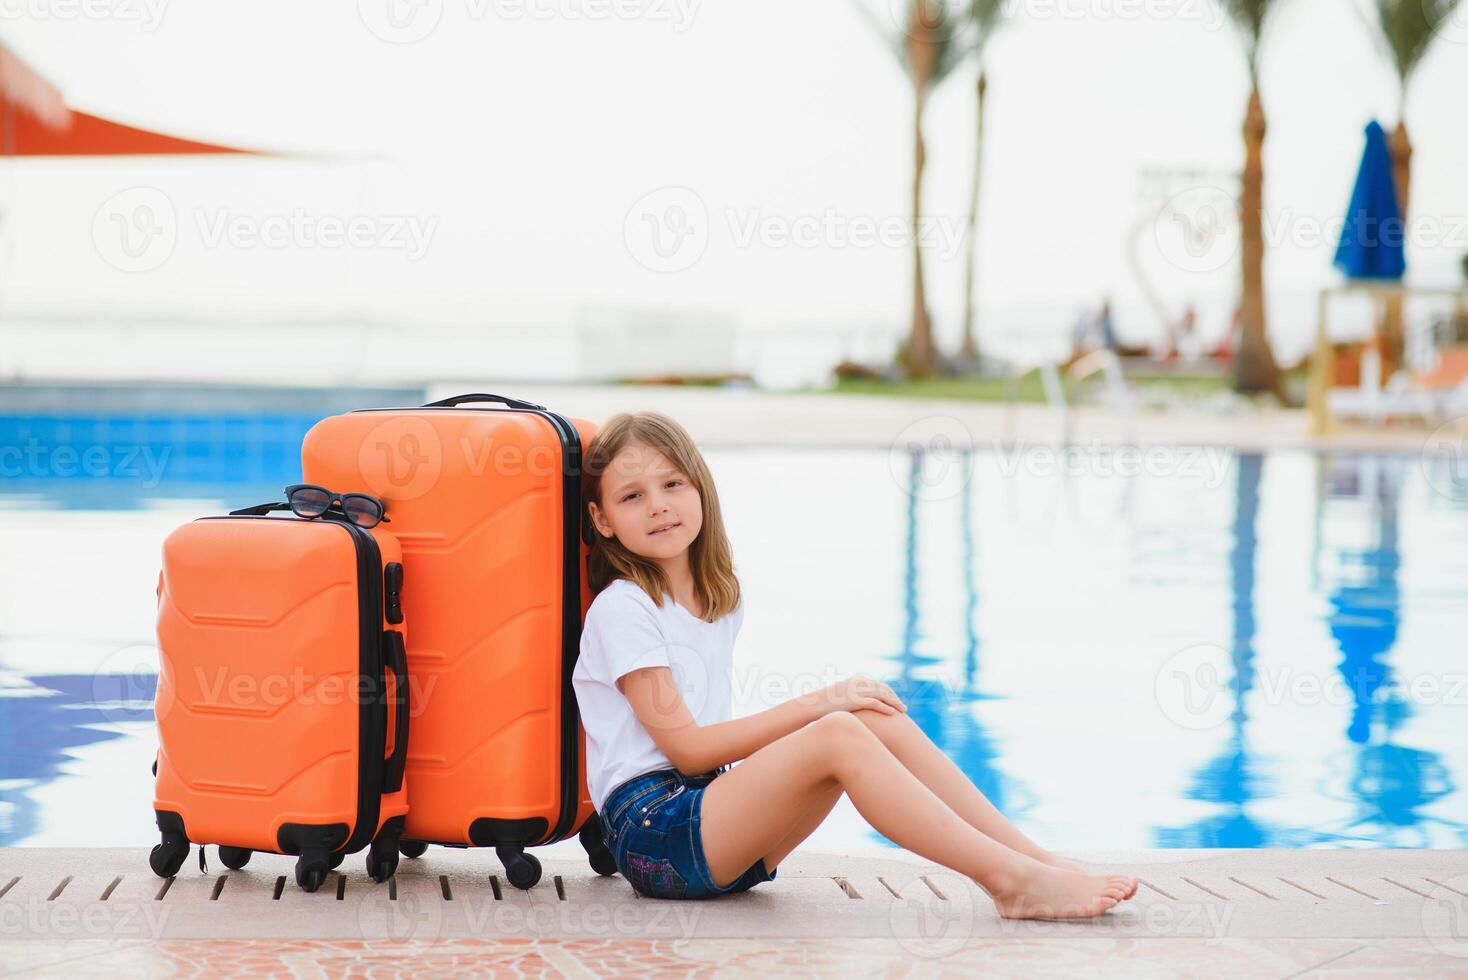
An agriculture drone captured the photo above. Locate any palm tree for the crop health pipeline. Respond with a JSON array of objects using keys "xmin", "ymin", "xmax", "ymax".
[
  {"xmin": 957, "ymin": 0, "xmax": 1006, "ymax": 365},
  {"xmin": 1220, "ymin": 0, "xmax": 1285, "ymax": 396},
  {"xmin": 1368, "ymin": 0, "xmax": 1461, "ymax": 373},
  {"xmin": 860, "ymin": 1, "xmax": 971, "ymax": 378}
]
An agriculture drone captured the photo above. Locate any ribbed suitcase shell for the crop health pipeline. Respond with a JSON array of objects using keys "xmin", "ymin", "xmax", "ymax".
[
  {"xmin": 153, "ymin": 515, "xmax": 408, "ymax": 864},
  {"xmin": 301, "ymin": 400, "xmax": 596, "ymax": 850}
]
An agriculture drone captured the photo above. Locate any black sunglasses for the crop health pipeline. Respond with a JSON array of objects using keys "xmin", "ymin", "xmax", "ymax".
[{"xmin": 283, "ymin": 484, "xmax": 391, "ymax": 529}]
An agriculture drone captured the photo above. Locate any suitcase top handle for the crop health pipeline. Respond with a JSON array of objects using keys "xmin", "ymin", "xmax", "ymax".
[{"xmin": 423, "ymin": 392, "xmax": 547, "ymax": 411}]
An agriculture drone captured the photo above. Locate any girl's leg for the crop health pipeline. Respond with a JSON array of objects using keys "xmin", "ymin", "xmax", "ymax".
[
  {"xmin": 699, "ymin": 712, "xmax": 1136, "ymax": 920},
  {"xmin": 760, "ymin": 784, "xmax": 843, "ymax": 871},
  {"xmin": 848, "ymin": 708, "xmax": 1077, "ymax": 868}
]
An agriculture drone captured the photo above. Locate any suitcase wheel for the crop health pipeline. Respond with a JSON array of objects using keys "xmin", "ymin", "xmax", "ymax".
[
  {"xmin": 295, "ymin": 851, "xmax": 330, "ymax": 893},
  {"xmin": 217, "ymin": 846, "xmax": 252, "ymax": 870},
  {"xmin": 399, "ymin": 840, "xmax": 429, "ymax": 859},
  {"xmin": 366, "ymin": 835, "xmax": 400, "ymax": 883},
  {"xmin": 496, "ymin": 846, "xmax": 542, "ymax": 890},
  {"xmin": 149, "ymin": 832, "xmax": 190, "ymax": 879},
  {"xmin": 579, "ymin": 814, "xmax": 618, "ymax": 877}
]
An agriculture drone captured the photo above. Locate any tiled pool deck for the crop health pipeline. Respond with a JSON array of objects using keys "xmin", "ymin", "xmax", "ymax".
[{"xmin": 2, "ymin": 847, "xmax": 1467, "ymax": 976}]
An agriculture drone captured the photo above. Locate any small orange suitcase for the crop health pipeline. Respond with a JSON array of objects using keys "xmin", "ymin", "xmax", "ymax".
[
  {"xmin": 301, "ymin": 393, "xmax": 614, "ymax": 889},
  {"xmin": 151, "ymin": 503, "xmax": 410, "ymax": 892}
]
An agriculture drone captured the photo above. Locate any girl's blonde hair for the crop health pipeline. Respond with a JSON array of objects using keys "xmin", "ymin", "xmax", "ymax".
[{"xmin": 581, "ymin": 411, "xmax": 740, "ymax": 623}]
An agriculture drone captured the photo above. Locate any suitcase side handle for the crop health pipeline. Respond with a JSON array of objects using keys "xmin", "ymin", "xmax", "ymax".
[
  {"xmin": 382, "ymin": 630, "xmax": 410, "ymax": 794},
  {"xmin": 422, "ymin": 392, "xmax": 546, "ymax": 411}
]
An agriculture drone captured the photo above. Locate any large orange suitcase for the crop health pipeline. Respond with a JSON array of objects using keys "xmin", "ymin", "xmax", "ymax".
[
  {"xmin": 301, "ymin": 392, "xmax": 615, "ymax": 889},
  {"xmin": 151, "ymin": 503, "xmax": 410, "ymax": 892}
]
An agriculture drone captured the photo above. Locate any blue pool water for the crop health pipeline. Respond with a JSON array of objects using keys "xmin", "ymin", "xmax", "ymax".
[{"xmin": 1, "ymin": 401, "xmax": 1466, "ymax": 853}]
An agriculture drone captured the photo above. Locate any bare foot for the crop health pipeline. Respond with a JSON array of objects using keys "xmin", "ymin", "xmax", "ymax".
[
  {"xmin": 1037, "ymin": 853, "xmax": 1138, "ymax": 899},
  {"xmin": 1039, "ymin": 852, "xmax": 1088, "ymax": 873},
  {"xmin": 988, "ymin": 859, "xmax": 1138, "ymax": 921}
]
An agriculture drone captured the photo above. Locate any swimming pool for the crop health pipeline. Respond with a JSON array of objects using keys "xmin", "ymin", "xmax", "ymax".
[{"xmin": 2, "ymin": 406, "xmax": 1466, "ymax": 854}]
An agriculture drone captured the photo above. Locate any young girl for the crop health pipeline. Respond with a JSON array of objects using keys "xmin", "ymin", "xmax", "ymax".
[{"xmin": 571, "ymin": 411, "xmax": 1139, "ymax": 919}]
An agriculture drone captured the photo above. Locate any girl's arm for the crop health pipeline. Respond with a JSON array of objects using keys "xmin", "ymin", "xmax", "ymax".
[{"xmin": 617, "ymin": 668, "xmax": 906, "ymax": 775}]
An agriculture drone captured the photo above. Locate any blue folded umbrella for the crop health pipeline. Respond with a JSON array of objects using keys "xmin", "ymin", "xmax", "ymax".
[{"xmin": 1333, "ymin": 120, "xmax": 1406, "ymax": 281}]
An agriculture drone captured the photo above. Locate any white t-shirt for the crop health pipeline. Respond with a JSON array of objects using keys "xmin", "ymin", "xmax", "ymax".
[{"xmin": 572, "ymin": 577, "xmax": 744, "ymax": 814}]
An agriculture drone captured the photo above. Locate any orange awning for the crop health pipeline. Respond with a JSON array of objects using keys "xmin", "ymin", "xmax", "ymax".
[{"xmin": 0, "ymin": 43, "xmax": 261, "ymax": 156}]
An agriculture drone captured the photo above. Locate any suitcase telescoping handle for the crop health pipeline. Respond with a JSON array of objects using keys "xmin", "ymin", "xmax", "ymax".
[
  {"xmin": 383, "ymin": 631, "xmax": 410, "ymax": 794},
  {"xmin": 422, "ymin": 392, "xmax": 547, "ymax": 411}
]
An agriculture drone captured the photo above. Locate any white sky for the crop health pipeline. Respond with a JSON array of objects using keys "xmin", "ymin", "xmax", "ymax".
[{"xmin": 0, "ymin": 0, "xmax": 1465, "ymax": 365}]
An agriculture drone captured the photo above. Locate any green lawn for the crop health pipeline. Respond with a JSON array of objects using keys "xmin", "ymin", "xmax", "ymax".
[
  {"xmin": 614, "ymin": 366, "xmax": 1306, "ymax": 406},
  {"xmin": 813, "ymin": 370, "xmax": 1240, "ymax": 405}
]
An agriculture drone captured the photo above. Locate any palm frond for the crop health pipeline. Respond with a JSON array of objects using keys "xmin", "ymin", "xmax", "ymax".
[
  {"xmin": 1217, "ymin": 0, "xmax": 1282, "ymax": 77},
  {"xmin": 970, "ymin": 0, "xmax": 1007, "ymax": 57},
  {"xmin": 852, "ymin": 0, "xmax": 977, "ymax": 87},
  {"xmin": 1219, "ymin": 0, "xmax": 1272, "ymax": 39},
  {"xmin": 850, "ymin": 0, "xmax": 908, "ymax": 68},
  {"xmin": 1375, "ymin": 0, "xmax": 1460, "ymax": 83}
]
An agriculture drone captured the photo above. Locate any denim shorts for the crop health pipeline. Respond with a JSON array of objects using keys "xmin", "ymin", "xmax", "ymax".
[{"xmin": 600, "ymin": 766, "xmax": 777, "ymax": 900}]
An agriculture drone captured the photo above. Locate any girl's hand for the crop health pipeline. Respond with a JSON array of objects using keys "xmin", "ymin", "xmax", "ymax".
[{"xmin": 807, "ymin": 675, "xmax": 907, "ymax": 717}]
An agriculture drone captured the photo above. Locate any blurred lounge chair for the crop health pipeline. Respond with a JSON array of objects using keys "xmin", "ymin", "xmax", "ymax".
[
  {"xmin": 1324, "ymin": 342, "xmax": 1468, "ymax": 426},
  {"xmin": 1004, "ymin": 349, "xmax": 1136, "ymax": 445}
]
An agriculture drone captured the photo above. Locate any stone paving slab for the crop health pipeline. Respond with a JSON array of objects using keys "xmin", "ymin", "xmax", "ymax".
[
  {"xmin": 7, "ymin": 936, "xmax": 1468, "ymax": 979},
  {"xmin": 3, "ymin": 848, "xmax": 1466, "ymax": 949}
]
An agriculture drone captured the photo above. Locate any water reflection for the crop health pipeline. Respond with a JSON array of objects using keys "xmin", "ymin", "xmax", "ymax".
[
  {"xmin": 1157, "ymin": 453, "xmax": 1275, "ymax": 847},
  {"xmin": 1155, "ymin": 453, "xmax": 1462, "ymax": 847},
  {"xmin": 1317, "ymin": 456, "xmax": 1460, "ymax": 846},
  {"xmin": 0, "ymin": 673, "xmax": 155, "ymax": 845},
  {"xmin": 879, "ymin": 447, "xmax": 1465, "ymax": 851},
  {"xmin": 877, "ymin": 449, "xmax": 1030, "ymax": 849}
]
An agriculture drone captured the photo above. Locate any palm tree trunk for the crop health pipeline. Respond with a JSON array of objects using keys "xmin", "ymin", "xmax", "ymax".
[
  {"xmin": 958, "ymin": 69, "xmax": 987, "ymax": 364},
  {"xmin": 1235, "ymin": 85, "xmax": 1282, "ymax": 396},
  {"xmin": 1388, "ymin": 121, "xmax": 1412, "ymax": 252},
  {"xmin": 908, "ymin": 81, "xmax": 936, "ymax": 379},
  {"xmin": 1381, "ymin": 120, "xmax": 1412, "ymax": 376}
]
